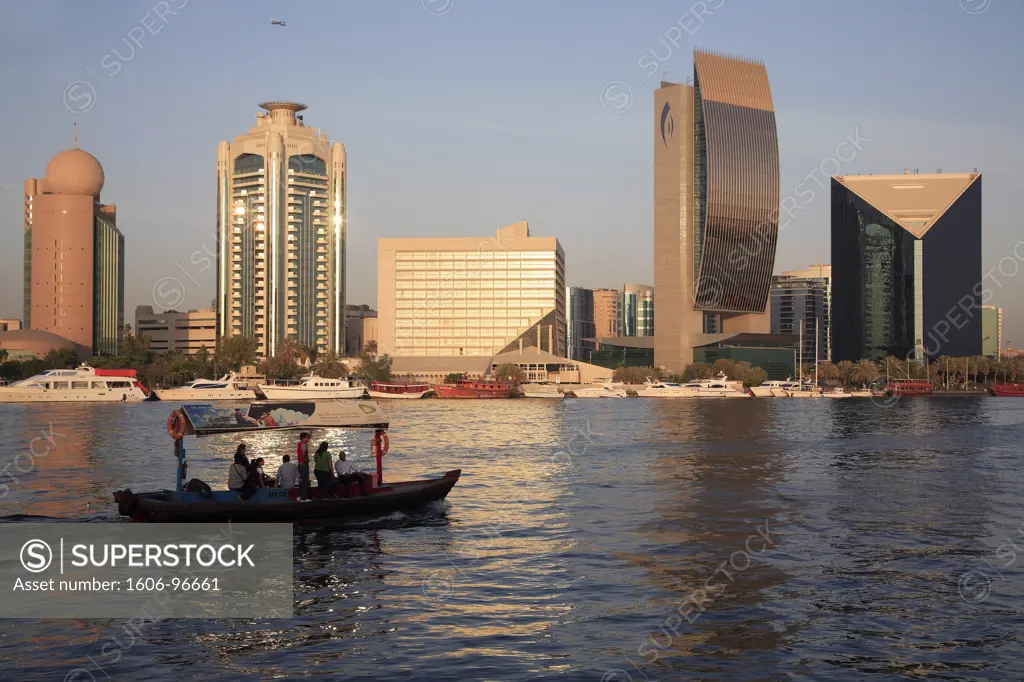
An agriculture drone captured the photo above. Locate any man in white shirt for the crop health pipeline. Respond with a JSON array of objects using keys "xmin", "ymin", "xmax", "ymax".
[
  {"xmin": 334, "ymin": 451, "xmax": 369, "ymax": 497},
  {"xmin": 276, "ymin": 454, "xmax": 300, "ymax": 489}
]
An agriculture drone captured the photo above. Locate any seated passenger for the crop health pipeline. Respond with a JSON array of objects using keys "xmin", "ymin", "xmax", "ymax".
[
  {"xmin": 276, "ymin": 454, "xmax": 300, "ymax": 489},
  {"xmin": 334, "ymin": 451, "xmax": 370, "ymax": 497},
  {"xmin": 249, "ymin": 457, "xmax": 270, "ymax": 488},
  {"xmin": 228, "ymin": 444, "xmax": 256, "ymax": 500}
]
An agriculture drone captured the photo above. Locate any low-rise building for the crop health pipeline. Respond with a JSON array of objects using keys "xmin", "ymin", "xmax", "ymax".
[
  {"xmin": 135, "ymin": 306, "xmax": 216, "ymax": 355},
  {"xmin": 345, "ymin": 305, "xmax": 378, "ymax": 356},
  {"xmin": 0, "ymin": 319, "xmax": 22, "ymax": 332}
]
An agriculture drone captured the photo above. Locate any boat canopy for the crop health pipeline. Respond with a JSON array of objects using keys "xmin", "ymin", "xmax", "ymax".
[{"xmin": 178, "ymin": 400, "xmax": 389, "ymax": 437}]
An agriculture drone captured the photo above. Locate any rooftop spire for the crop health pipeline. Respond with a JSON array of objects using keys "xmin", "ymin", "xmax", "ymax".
[{"xmin": 73, "ymin": 122, "xmax": 77, "ymax": 149}]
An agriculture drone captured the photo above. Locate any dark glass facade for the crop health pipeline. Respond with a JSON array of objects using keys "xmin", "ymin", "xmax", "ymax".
[
  {"xmin": 93, "ymin": 215, "xmax": 124, "ymax": 355},
  {"xmin": 566, "ymin": 286, "xmax": 596, "ymax": 361},
  {"xmin": 831, "ymin": 178, "xmax": 982, "ymax": 361},
  {"xmin": 691, "ymin": 52, "xmax": 780, "ymax": 314}
]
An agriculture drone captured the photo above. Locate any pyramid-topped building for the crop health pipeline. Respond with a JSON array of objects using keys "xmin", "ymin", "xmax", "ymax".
[{"xmin": 831, "ymin": 172, "xmax": 982, "ymax": 361}]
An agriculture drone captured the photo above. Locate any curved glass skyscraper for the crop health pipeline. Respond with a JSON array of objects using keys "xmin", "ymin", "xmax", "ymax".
[
  {"xmin": 654, "ymin": 50, "xmax": 780, "ymax": 372},
  {"xmin": 216, "ymin": 102, "xmax": 347, "ymax": 357}
]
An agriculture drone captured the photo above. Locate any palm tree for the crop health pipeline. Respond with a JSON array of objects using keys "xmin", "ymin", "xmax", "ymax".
[
  {"xmin": 311, "ymin": 350, "xmax": 348, "ymax": 379},
  {"xmin": 363, "ymin": 340, "xmax": 379, "ymax": 358},
  {"xmin": 836, "ymin": 360, "xmax": 854, "ymax": 387},
  {"xmin": 851, "ymin": 359, "xmax": 879, "ymax": 387},
  {"xmin": 275, "ymin": 337, "xmax": 301, "ymax": 367},
  {"xmin": 817, "ymin": 361, "xmax": 839, "ymax": 387}
]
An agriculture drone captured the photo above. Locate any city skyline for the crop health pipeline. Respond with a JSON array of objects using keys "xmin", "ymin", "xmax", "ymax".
[{"xmin": 1, "ymin": 2, "xmax": 1022, "ymax": 343}]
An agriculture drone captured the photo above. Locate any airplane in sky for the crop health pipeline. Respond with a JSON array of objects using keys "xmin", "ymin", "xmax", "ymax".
[{"xmin": 270, "ymin": 19, "xmax": 287, "ymax": 26}]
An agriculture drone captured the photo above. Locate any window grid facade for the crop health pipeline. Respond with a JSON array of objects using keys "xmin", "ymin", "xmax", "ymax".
[{"xmin": 393, "ymin": 250, "xmax": 562, "ymax": 357}]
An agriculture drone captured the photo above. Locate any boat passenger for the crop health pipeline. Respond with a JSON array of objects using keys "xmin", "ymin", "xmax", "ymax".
[
  {"xmin": 296, "ymin": 433, "xmax": 311, "ymax": 499},
  {"xmin": 249, "ymin": 457, "xmax": 270, "ymax": 488},
  {"xmin": 228, "ymin": 445, "xmax": 256, "ymax": 500},
  {"xmin": 276, "ymin": 454, "xmax": 300, "ymax": 489},
  {"xmin": 313, "ymin": 441, "xmax": 336, "ymax": 497},
  {"xmin": 335, "ymin": 451, "xmax": 370, "ymax": 497}
]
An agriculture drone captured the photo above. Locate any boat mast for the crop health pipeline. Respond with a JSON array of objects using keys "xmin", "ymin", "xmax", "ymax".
[
  {"xmin": 798, "ymin": 319, "xmax": 803, "ymax": 386},
  {"xmin": 814, "ymin": 317, "xmax": 819, "ymax": 389}
]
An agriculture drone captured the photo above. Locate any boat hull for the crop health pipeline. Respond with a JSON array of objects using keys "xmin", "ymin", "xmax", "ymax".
[
  {"xmin": 259, "ymin": 386, "xmax": 367, "ymax": 400},
  {"xmin": 432, "ymin": 386, "xmax": 515, "ymax": 398},
  {"xmin": 114, "ymin": 470, "xmax": 461, "ymax": 523},
  {"xmin": 367, "ymin": 390, "xmax": 432, "ymax": 399},
  {"xmin": 0, "ymin": 388, "xmax": 147, "ymax": 402},
  {"xmin": 153, "ymin": 389, "xmax": 257, "ymax": 401},
  {"xmin": 990, "ymin": 384, "xmax": 1024, "ymax": 397}
]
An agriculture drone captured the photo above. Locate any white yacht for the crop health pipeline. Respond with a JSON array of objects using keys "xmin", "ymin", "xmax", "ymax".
[
  {"xmin": 0, "ymin": 365, "xmax": 149, "ymax": 402},
  {"xmin": 520, "ymin": 383, "xmax": 564, "ymax": 398},
  {"xmin": 822, "ymin": 387, "xmax": 853, "ymax": 399},
  {"xmin": 638, "ymin": 375, "xmax": 750, "ymax": 398},
  {"xmin": 568, "ymin": 383, "xmax": 628, "ymax": 398},
  {"xmin": 153, "ymin": 374, "xmax": 259, "ymax": 402},
  {"xmin": 258, "ymin": 375, "xmax": 367, "ymax": 400},
  {"xmin": 750, "ymin": 379, "xmax": 800, "ymax": 397}
]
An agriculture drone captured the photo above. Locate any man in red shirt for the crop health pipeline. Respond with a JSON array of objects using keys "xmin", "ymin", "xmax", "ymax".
[{"xmin": 296, "ymin": 432, "xmax": 311, "ymax": 500}]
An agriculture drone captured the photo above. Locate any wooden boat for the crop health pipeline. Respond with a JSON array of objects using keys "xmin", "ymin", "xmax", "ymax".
[
  {"xmin": 432, "ymin": 378, "xmax": 516, "ymax": 398},
  {"xmin": 368, "ymin": 381, "xmax": 433, "ymax": 399},
  {"xmin": 990, "ymin": 383, "xmax": 1024, "ymax": 397},
  {"xmin": 112, "ymin": 400, "xmax": 461, "ymax": 524},
  {"xmin": 877, "ymin": 379, "xmax": 934, "ymax": 396}
]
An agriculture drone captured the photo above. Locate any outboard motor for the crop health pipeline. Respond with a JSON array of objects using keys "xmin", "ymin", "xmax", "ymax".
[
  {"xmin": 113, "ymin": 489, "xmax": 137, "ymax": 516},
  {"xmin": 184, "ymin": 479, "xmax": 214, "ymax": 499}
]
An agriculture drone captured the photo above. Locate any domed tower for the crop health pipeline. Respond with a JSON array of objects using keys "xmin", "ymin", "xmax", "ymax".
[
  {"xmin": 23, "ymin": 133, "xmax": 124, "ymax": 356},
  {"xmin": 215, "ymin": 102, "xmax": 347, "ymax": 357}
]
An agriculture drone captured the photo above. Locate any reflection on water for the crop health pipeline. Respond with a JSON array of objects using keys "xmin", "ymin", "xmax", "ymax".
[{"xmin": 1, "ymin": 398, "xmax": 1024, "ymax": 680}]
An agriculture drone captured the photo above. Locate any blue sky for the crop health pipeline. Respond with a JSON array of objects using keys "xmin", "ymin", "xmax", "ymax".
[{"xmin": 1, "ymin": 0, "xmax": 1022, "ymax": 342}]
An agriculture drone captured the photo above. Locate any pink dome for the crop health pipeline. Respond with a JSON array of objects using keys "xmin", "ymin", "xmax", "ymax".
[{"xmin": 45, "ymin": 148, "xmax": 105, "ymax": 197}]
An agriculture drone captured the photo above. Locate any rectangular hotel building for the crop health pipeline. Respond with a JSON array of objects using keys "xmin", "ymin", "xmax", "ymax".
[{"xmin": 378, "ymin": 221, "xmax": 566, "ymax": 358}]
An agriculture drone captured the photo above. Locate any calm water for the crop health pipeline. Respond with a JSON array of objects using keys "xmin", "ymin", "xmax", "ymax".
[{"xmin": 1, "ymin": 397, "xmax": 1024, "ymax": 681}]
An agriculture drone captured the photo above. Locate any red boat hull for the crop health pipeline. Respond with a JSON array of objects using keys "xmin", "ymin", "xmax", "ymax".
[
  {"xmin": 432, "ymin": 383, "xmax": 515, "ymax": 398},
  {"xmin": 879, "ymin": 380, "xmax": 934, "ymax": 396},
  {"xmin": 991, "ymin": 383, "xmax": 1024, "ymax": 397}
]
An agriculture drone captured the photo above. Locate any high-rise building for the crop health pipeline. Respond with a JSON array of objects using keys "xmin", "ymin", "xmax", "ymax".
[
  {"xmin": 593, "ymin": 289, "xmax": 620, "ymax": 338},
  {"xmin": 982, "ymin": 305, "xmax": 1003, "ymax": 359},
  {"xmin": 378, "ymin": 221, "xmax": 566, "ymax": 357},
  {"xmin": 216, "ymin": 101, "xmax": 347, "ymax": 358},
  {"xmin": 771, "ymin": 265, "xmax": 831, "ymax": 362},
  {"xmin": 345, "ymin": 304, "xmax": 378, "ymax": 357},
  {"xmin": 135, "ymin": 306, "xmax": 216, "ymax": 355},
  {"xmin": 24, "ymin": 144, "xmax": 124, "ymax": 356},
  {"xmin": 831, "ymin": 172, "xmax": 982, "ymax": 361},
  {"xmin": 621, "ymin": 284, "xmax": 654, "ymax": 337},
  {"xmin": 566, "ymin": 286, "xmax": 596, "ymax": 362},
  {"xmin": 653, "ymin": 51, "xmax": 780, "ymax": 372}
]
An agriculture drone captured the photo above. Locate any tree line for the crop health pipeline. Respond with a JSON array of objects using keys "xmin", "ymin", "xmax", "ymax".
[{"xmin": 0, "ymin": 328, "xmax": 391, "ymax": 388}]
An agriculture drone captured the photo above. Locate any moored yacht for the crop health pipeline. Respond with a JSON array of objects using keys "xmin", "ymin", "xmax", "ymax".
[
  {"xmin": 0, "ymin": 365, "xmax": 149, "ymax": 402},
  {"xmin": 638, "ymin": 375, "xmax": 750, "ymax": 398},
  {"xmin": 750, "ymin": 379, "xmax": 800, "ymax": 397},
  {"xmin": 258, "ymin": 375, "xmax": 367, "ymax": 400},
  {"xmin": 368, "ymin": 381, "xmax": 433, "ymax": 399},
  {"xmin": 520, "ymin": 382, "xmax": 565, "ymax": 398},
  {"xmin": 567, "ymin": 383, "xmax": 628, "ymax": 398},
  {"xmin": 152, "ymin": 374, "xmax": 259, "ymax": 402}
]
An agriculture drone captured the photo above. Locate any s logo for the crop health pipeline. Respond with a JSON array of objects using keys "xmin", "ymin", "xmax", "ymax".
[{"xmin": 660, "ymin": 102, "xmax": 674, "ymax": 147}]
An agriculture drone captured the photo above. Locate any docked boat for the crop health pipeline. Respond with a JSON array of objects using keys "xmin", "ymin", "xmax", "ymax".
[
  {"xmin": 432, "ymin": 378, "xmax": 516, "ymax": 398},
  {"xmin": 367, "ymin": 381, "xmax": 433, "ymax": 399},
  {"xmin": 822, "ymin": 387, "xmax": 853, "ymax": 398},
  {"xmin": 0, "ymin": 365, "xmax": 148, "ymax": 402},
  {"xmin": 258, "ymin": 375, "xmax": 367, "ymax": 400},
  {"xmin": 990, "ymin": 383, "xmax": 1024, "ymax": 397},
  {"xmin": 520, "ymin": 382, "xmax": 564, "ymax": 398},
  {"xmin": 152, "ymin": 374, "xmax": 259, "ymax": 402},
  {"xmin": 877, "ymin": 379, "xmax": 934, "ymax": 397},
  {"xmin": 568, "ymin": 383, "xmax": 628, "ymax": 398},
  {"xmin": 750, "ymin": 379, "xmax": 800, "ymax": 397},
  {"xmin": 637, "ymin": 375, "xmax": 750, "ymax": 398},
  {"xmin": 113, "ymin": 399, "xmax": 461, "ymax": 523}
]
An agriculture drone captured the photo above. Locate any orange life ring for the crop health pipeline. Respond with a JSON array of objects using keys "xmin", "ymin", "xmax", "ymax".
[
  {"xmin": 167, "ymin": 410, "xmax": 186, "ymax": 440},
  {"xmin": 375, "ymin": 430, "xmax": 390, "ymax": 456}
]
